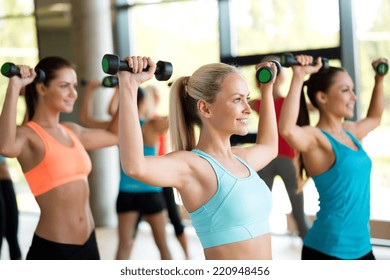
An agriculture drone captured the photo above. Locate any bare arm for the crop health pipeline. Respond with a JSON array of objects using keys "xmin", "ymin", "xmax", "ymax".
[
  {"xmin": 279, "ymin": 56, "xmax": 323, "ymax": 152},
  {"xmin": 117, "ymin": 56, "xmax": 188, "ymax": 189},
  {"xmin": 71, "ymin": 80, "xmax": 119, "ymax": 150},
  {"xmin": 0, "ymin": 66, "xmax": 35, "ymax": 157},
  {"xmin": 142, "ymin": 116, "xmax": 169, "ymax": 147},
  {"xmin": 78, "ymin": 80, "xmax": 110, "ymax": 129},
  {"xmin": 344, "ymin": 58, "xmax": 388, "ymax": 140},
  {"xmin": 65, "ymin": 91, "xmax": 119, "ymax": 150},
  {"xmin": 234, "ymin": 61, "xmax": 278, "ymax": 171},
  {"xmin": 108, "ymin": 87, "xmax": 119, "ymax": 117},
  {"xmin": 248, "ymin": 98, "xmax": 260, "ymax": 114}
]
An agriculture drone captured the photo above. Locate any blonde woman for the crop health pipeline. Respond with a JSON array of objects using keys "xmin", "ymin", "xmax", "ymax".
[{"xmin": 117, "ymin": 56, "xmax": 278, "ymax": 260}]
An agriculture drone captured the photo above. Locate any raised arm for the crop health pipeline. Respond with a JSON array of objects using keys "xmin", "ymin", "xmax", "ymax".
[
  {"xmin": 64, "ymin": 107, "xmax": 119, "ymax": 151},
  {"xmin": 66, "ymin": 81, "xmax": 119, "ymax": 150},
  {"xmin": 0, "ymin": 66, "xmax": 35, "ymax": 157},
  {"xmin": 344, "ymin": 58, "xmax": 388, "ymax": 140},
  {"xmin": 279, "ymin": 56, "xmax": 323, "ymax": 152},
  {"xmin": 78, "ymin": 79, "xmax": 109, "ymax": 129},
  {"xmin": 117, "ymin": 56, "xmax": 189, "ymax": 189},
  {"xmin": 117, "ymin": 56, "xmax": 152, "ymax": 178},
  {"xmin": 234, "ymin": 61, "xmax": 278, "ymax": 170},
  {"xmin": 142, "ymin": 116, "xmax": 169, "ymax": 147}
]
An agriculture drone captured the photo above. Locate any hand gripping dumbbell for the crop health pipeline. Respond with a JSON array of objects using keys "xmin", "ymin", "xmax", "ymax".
[
  {"xmin": 375, "ymin": 61, "xmax": 388, "ymax": 75},
  {"xmin": 1, "ymin": 62, "xmax": 46, "ymax": 83},
  {"xmin": 280, "ymin": 53, "xmax": 329, "ymax": 73},
  {"xmin": 101, "ymin": 54, "xmax": 173, "ymax": 81},
  {"xmin": 256, "ymin": 60, "xmax": 281, "ymax": 83}
]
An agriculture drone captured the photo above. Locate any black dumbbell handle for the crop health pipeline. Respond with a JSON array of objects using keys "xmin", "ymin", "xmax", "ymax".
[
  {"xmin": 101, "ymin": 54, "xmax": 173, "ymax": 81},
  {"xmin": 1, "ymin": 62, "xmax": 45, "ymax": 83},
  {"xmin": 280, "ymin": 53, "xmax": 329, "ymax": 73}
]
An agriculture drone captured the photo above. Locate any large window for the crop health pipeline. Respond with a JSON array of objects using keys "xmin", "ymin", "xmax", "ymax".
[
  {"xmin": 125, "ymin": 0, "xmax": 221, "ymax": 115},
  {"xmin": 0, "ymin": 0, "xmax": 38, "ymax": 114},
  {"xmin": 355, "ymin": 0, "xmax": 390, "ymax": 223},
  {"xmin": 230, "ymin": 0, "xmax": 340, "ymax": 56},
  {"xmin": 0, "ymin": 0, "xmax": 39, "ymax": 191}
]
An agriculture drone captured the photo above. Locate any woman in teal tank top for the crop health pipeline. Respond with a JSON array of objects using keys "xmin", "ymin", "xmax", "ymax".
[
  {"xmin": 117, "ymin": 56, "xmax": 279, "ymax": 260},
  {"xmin": 279, "ymin": 54, "xmax": 388, "ymax": 259}
]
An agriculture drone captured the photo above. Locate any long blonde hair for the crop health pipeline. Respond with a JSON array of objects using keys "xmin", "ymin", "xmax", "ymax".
[{"xmin": 169, "ymin": 63, "xmax": 239, "ymax": 151}]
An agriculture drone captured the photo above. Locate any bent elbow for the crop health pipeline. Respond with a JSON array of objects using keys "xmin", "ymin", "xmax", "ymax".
[
  {"xmin": 120, "ymin": 161, "xmax": 146, "ymax": 180},
  {"xmin": 0, "ymin": 147, "xmax": 18, "ymax": 159},
  {"xmin": 279, "ymin": 126, "xmax": 292, "ymax": 140},
  {"xmin": 122, "ymin": 166, "xmax": 141, "ymax": 179},
  {"xmin": 270, "ymin": 143, "xmax": 278, "ymax": 160}
]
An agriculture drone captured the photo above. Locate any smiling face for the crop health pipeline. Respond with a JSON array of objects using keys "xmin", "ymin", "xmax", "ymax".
[
  {"xmin": 41, "ymin": 67, "xmax": 78, "ymax": 113},
  {"xmin": 319, "ymin": 71, "xmax": 357, "ymax": 119},
  {"xmin": 207, "ymin": 73, "xmax": 252, "ymax": 135}
]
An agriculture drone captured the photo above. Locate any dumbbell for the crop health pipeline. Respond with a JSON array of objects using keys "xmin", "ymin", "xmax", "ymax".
[
  {"xmin": 256, "ymin": 60, "xmax": 281, "ymax": 83},
  {"xmin": 376, "ymin": 61, "xmax": 388, "ymax": 75},
  {"xmin": 101, "ymin": 54, "xmax": 173, "ymax": 81},
  {"xmin": 280, "ymin": 53, "xmax": 329, "ymax": 73},
  {"xmin": 102, "ymin": 76, "xmax": 118, "ymax": 88},
  {"xmin": 1, "ymin": 62, "xmax": 46, "ymax": 83},
  {"xmin": 79, "ymin": 76, "xmax": 119, "ymax": 88}
]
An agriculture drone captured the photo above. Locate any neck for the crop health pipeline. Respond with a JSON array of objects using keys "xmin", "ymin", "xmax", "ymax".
[
  {"xmin": 317, "ymin": 115, "xmax": 344, "ymax": 135},
  {"xmin": 31, "ymin": 112, "xmax": 60, "ymax": 128},
  {"xmin": 196, "ymin": 130, "xmax": 232, "ymax": 158}
]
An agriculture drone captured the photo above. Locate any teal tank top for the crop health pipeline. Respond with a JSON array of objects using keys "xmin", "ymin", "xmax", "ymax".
[
  {"xmin": 0, "ymin": 156, "xmax": 6, "ymax": 163},
  {"xmin": 304, "ymin": 129, "xmax": 372, "ymax": 259},
  {"xmin": 189, "ymin": 149, "xmax": 272, "ymax": 249},
  {"xmin": 119, "ymin": 119, "xmax": 162, "ymax": 193}
]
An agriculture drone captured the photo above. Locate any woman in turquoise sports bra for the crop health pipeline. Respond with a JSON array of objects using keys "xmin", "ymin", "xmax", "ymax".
[
  {"xmin": 117, "ymin": 56, "xmax": 279, "ymax": 260},
  {"xmin": 279, "ymin": 55, "xmax": 388, "ymax": 259}
]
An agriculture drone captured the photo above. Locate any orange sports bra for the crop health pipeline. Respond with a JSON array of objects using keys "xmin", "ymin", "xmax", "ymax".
[{"xmin": 24, "ymin": 121, "xmax": 92, "ymax": 197}]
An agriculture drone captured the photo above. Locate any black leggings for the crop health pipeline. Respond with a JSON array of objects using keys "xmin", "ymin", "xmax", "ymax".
[
  {"xmin": 0, "ymin": 179, "xmax": 22, "ymax": 260},
  {"xmin": 302, "ymin": 245, "xmax": 376, "ymax": 260},
  {"xmin": 163, "ymin": 187, "xmax": 185, "ymax": 236},
  {"xmin": 26, "ymin": 231, "xmax": 100, "ymax": 260}
]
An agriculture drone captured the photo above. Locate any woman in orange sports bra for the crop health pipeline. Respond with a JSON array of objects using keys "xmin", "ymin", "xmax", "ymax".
[{"xmin": 0, "ymin": 56, "xmax": 119, "ymax": 260}]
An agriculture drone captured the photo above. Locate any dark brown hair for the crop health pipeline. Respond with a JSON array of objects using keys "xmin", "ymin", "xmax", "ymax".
[{"xmin": 24, "ymin": 56, "xmax": 75, "ymax": 120}]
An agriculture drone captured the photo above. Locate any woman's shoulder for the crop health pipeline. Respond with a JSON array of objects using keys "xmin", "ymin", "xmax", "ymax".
[
  {"xmin": 17, "ymin": 122, "xmax": 39, "ymax": 139},
  {"xmin": 60, "ymin": 121, "xmax": 83, "ymax": 136},
  {"xmin": 165, "ymin": 150, "xmax": 210, "ymax": 170}
]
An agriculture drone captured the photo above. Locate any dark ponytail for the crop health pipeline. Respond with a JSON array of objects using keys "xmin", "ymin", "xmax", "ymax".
[
  {"xmin": 295, "ymin": 84, "xmax": 310, "ymax": 186},
  {"xmin": 295, "ymin": 66, "xmax": 346, "ymax": 188}
]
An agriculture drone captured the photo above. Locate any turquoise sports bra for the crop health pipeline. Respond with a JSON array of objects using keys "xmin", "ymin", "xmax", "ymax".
[{"xmin": 189, "ymin": 149, "xmax": 272, "ymax": 249}]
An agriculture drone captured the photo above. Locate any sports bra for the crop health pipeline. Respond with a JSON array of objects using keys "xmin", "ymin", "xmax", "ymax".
[
  {"xmin": 189, "ymin": 149, "xmax": 272, "ymax": 249},
  {"xmin": 24, "ymin": 121, "xmax": 92, "ymax": 197}
]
